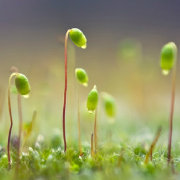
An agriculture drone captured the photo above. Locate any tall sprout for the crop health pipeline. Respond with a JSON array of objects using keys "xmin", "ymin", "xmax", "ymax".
[
  {"xmin": 10, "ymin": 66, "xmax": 23, "ymax": 160},
  {"xmin": 62, "ymin": 28, "xmax": 87, "ymax": 152},
  {"xmin": 7, "ymin": 73, "xmax": 30, "ymax": 168},
  {"xmin": 75, "ymin": 68, "xmax": 88, "ymax": 155},
  {"xmin": 87, "ymin": 85, "xmax": 98, "ymax": 153},
  {"xmin": 160, "ymin": 42, "xmax": 177, "ymax": 164}
]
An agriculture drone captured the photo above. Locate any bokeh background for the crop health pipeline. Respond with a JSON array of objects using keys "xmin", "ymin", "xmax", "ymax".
[{"xmin": 0, "ymin": 0, "xmax": 180, "ymax": 148}]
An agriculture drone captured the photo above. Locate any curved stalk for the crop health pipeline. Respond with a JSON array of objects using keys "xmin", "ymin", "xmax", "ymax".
[
  {"xmin": 167, "ymin": 65, "xmax": 177, "ymax": 164},
  {"xmin": 62, "ymin": 29, "xmax": 70, "ymax": 152},
  {"xmin": 144, "ymin": 127, "xmax": 162, "ymax": 164},
  {"xmin": 11, "ymin": 67, "xmax": 22, "ymax": 159},
  {"xmin": 7, "ymin": 73, "xmax": 17, "ymax": 168}
]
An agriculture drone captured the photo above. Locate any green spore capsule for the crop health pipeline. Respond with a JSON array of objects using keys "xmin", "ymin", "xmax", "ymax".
[
  {"xmin": 101, "ymin": 92, "xmax": 116, "ymax": 118},
  {"xmin": 160, "ymin": 42, "xmax": 177, "ymax": 75},
  {"xmin": 75, "ymin": 68, "xmax": 88, "ymax": 86},
  {"xmin": 87, "ymin": 85, "xmax": 98, "ymax": 112},
  {"xmin": 15, "ymin": 73, "xmax": 31, "ymax": 95},
  {"xmin": 69, "ymin": 28, "xmax": 87, "ymax": 49}
]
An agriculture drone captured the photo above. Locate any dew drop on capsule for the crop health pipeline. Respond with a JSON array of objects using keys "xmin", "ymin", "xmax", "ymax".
[
  {"xmin": 23, "ymin": 94, "xmax": 30, "ymax": 99},
  {"xmin": 81, "ymin": 44, "xmax": 87, "ymax": 49},
  {"xmin": 162, "ymin": 70, "xmax": 169, "ymax": 76}
]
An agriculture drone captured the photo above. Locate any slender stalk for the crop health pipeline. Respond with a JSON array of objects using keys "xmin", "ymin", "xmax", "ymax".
[
  {"xmin": 7, "ymin": 73, "xmax": 17, "ymax": 168},
  {"xmin": 167, "ymin": 66, "xmax": 177, "ymax": 164},
  {"xmin": 23, "ymin": 110, "xmax": 37, "ymax": 147},
  {"xmin": 144, "ymin": 127, "xmax": 162, "ymax": 164},
  {"xmin": 62, "ymin": 29, "xmax": 70, "ymax": 152},
  {"xmin": 94, "ymin": 110, "xmax": 97, "ymax": 153},
  {"xmin": 91, "ymin": 133, "xmax": 94, "ymax": 157},
  {"xmin": 78, "ymin": 93, "xmax": 82, "ymax": 156},
  {"xmin": 11, "ymin": 67, "xmax": 22, "ymax": 159},
  {"xmin": 17, "ymin": 94, "xmax": 22, "ymax": 158}
]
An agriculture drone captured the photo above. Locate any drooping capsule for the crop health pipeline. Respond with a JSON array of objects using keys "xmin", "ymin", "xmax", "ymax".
[
  {"xmin": 160, "ymin": 42, "xmax": 177, "ymax": 75},
  {"xmin": 15, "ymin": 73, "xmax": 31, "ymax": 95},
  {"xmin": 75, "ymin": 68, "xmax": 88, "ymax": 86},
  {"xmin": 69, "ymin": 28, "xmax": 87, "ymax": 49},
  {"xmin": 101, "ymin": 92, "xmax": 116, "ymax": 118},
  {"xmin": 87, "ymin": 85, "xmax": 98, "ymax": 112}
]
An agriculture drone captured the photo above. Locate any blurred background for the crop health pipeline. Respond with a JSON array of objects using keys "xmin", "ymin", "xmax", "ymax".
[{"xmin": 0, "ymin": 0, "xmax": 180, "ymax": 148}]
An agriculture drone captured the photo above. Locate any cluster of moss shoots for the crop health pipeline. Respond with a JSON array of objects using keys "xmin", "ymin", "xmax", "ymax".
[{"xmin": 5, "ymin": 29, "xmax": 178, "ymax": 174}]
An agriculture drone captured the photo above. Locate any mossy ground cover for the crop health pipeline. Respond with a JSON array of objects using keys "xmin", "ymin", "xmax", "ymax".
[{"xmin": 0, "ymin": 118, "xmax": 180, "ymax": 180}]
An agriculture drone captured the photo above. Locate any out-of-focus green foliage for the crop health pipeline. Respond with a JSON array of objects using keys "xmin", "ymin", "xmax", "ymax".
[
  {"xmin": 118, "ymin": 39, "xmax": 142, "ymax": 61},
  {"xmin": 0, "ymin": 136, "xmax": 178, "ymax": 180},
  {"xmin": 101, "ymin": 92, "xmax": 116, "ymax": 118}
]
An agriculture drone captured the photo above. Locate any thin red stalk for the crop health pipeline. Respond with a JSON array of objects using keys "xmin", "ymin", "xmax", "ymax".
[
  {"xmin": 62, "ymin": 30, "xmax": 70, "ymax": 152},
  {"xmin": 7, "ymin": 86, "xmax": 13, "ymax": 168},
  {"xmin": 167, "ymin": 66, "xmax": 177, "ymax": 164},
  {"xmin": 7, "ymin": 73, "xmax": 17, "ymax": 168}
]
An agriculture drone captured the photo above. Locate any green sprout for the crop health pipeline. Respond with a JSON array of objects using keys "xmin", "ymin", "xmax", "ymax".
[
  {"xmin": 69, "ymin": 28, "xmax": 87, "ymax": 49},
  {"xmin": 87, "ymin": 85, "xmax": 98, "ymax": 153},
  {"xmin": 75, "ymin": 68, "xmax": 88, "ymax": 87},
  {"xmin": 75, "ymin": 67, "xmax": 88, "ymax": 155},
  {"xmin": 62, "ymin": 28, "xmax": 87, "ymax": 152},
  {"xmin": 7, "ymin": 72, "xmax": 30, "ymax": 168},
  {"xmin": 101, "ymin": 92, "xmax": 116, "ymax": 119},
  {"xmin": 160, "ymin": 42, "xmax": 177, "ymax": 164},
  {"xmin": 87, "ymin": 85, "xmax": 98, "ymax": 112},
  {"xmin": 160, "ymin": 42, "xmax": 177, "ymax": 75}
]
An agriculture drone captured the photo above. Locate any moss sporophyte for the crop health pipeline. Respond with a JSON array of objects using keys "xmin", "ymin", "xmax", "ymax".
[
  {"xmin": 160, "ymin": 42, "xmax": 177, "ymax": 164},
  {"xmin": 7, "ymin": 72, "xmax": 30, "ymax": 168},
  {"xmin": 62, "ymin": 28, "xmax": 87, "ymax": 152},
  {"xmin": 75, "ymin": 68, "xmax": 88, "ymax": 156},
  {"xmin": 75, "ymin": 68, "xmax": 88, "ymax": 87},
  {"xmin": 87, "ymin": 85, "xmax": 98, "ymax": 153}
]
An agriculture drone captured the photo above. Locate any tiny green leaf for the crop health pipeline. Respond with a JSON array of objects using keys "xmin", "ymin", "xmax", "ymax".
[
  {"xmin": 75, "ymin": 68, "xmax": 88, "ymax": 86},
  {"xmin": 15, "ymin": 73, "xmax": 31, "ymax": 95},
  {"xmin": 87, "ymin": 85, "xmax": 98, "ymax": 112},
  {"xmin": 69, "ymin": 28, "xmax": 87, "ymax": 49},
  {"xmin": 101, "ymin": 92, "xmax": 116, "ymax": 118},
  {"xmin": 160, "ymin": 42, "xmax": 177, "ymax": 75}
]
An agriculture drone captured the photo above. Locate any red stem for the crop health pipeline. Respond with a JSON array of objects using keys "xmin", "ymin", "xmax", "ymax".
[
  {"xmin": 167, "ymin": 66, "xmax": 176, "ymax": 164},
  {"xmin": 7, "ymin": 73, "xmax": 17, "ymax": 168},
  {"xmin": 7, "ymin": 86, "xmax": 13, "ymax": 168},
  {"xmin": 62, "ymin": 30, "xmax": 70, "ymax": 152}
]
